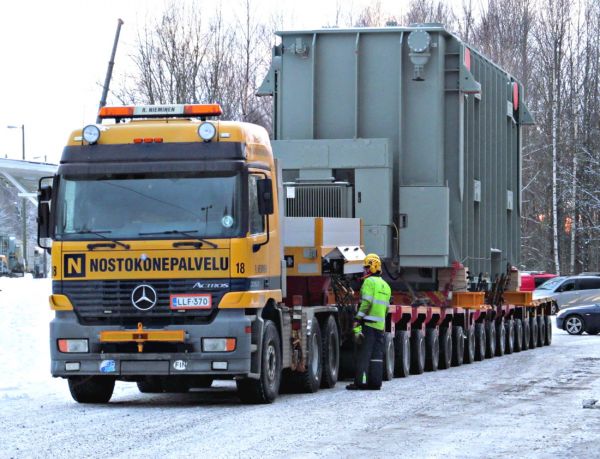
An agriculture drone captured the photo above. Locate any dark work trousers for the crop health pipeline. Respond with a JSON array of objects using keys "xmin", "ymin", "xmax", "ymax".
[{"xmin": 354, "ymin": 325, "xmax": 385, "ymax": 389}]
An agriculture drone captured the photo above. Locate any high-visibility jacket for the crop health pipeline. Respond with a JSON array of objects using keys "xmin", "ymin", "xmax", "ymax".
[{"xmin": 356, "ymin": 275, "xmax": 391, "ymax": 331}]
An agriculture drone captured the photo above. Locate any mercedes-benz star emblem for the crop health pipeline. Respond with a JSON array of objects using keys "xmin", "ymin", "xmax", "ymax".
[{"xmin": 131, "ymin": 284, "xmax": 158, "ymax": 311}]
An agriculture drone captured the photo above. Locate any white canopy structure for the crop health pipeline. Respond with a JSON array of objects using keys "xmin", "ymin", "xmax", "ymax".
[{"xmin": 0, "ymin": 158, "xmax": 57, "ymax": 206}]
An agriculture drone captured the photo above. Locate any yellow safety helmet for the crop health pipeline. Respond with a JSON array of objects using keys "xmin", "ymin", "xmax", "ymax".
[{"xmin": 363, "ymin": 253, "xmax": 382, "ymax": 274}]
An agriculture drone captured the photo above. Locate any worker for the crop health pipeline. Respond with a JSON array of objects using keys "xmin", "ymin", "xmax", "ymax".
[{"xmin": 346, "ymin": 253, "xmax": 391, "ymax": 391}]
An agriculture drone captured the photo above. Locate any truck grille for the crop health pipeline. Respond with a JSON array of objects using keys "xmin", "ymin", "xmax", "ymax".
[{"xmin": 54, "ymin": 279, "xmax": 243, "ymax": 326}]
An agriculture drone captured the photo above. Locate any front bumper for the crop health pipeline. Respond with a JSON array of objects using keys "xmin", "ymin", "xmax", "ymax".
[{"xmin": 50, "ymin": 309, "xmax": 253, "ymax": 378}]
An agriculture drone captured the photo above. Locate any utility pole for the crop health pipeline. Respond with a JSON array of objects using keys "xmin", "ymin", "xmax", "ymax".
[{"xmin": 97, "ymin": 19, "xmax": 124, "ymax": 124}]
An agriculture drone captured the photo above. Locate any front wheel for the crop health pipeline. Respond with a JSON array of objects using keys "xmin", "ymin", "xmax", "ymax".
[
  {"xmin": 237, "ymin": 320, "xmax": 282, "ymax": 404},
  {"xmin": 565, "ymin": 315, "xmax": 585, "ymax": 335},
  {"xmin": 68, "ymin": 376, "xmax": 115, "ymax": 404}
]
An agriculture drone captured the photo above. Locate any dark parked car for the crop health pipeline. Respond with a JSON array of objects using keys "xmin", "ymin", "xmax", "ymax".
[{"xmin": 556, "ymin": 304, "xmax": 600, "ymax": 335}]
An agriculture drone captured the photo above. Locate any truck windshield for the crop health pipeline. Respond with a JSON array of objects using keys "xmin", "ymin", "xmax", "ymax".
[{"xmin": 55, "ymin": 172, "xmax": 242, "ymax": 240}]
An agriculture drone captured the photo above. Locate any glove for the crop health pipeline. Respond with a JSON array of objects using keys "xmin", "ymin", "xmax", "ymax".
[{"xmin": 353, "ymin": 322, "xmax": 364, "ymax": 344}]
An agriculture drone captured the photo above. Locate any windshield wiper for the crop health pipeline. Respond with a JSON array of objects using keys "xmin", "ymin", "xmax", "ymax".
[
  {"xmin": 138, "ymin": 229, "xmax": 218, "ymax": 249},
  {"xmin": 67, "ymin": 229, "xmax": 131, "ymax": 250}
]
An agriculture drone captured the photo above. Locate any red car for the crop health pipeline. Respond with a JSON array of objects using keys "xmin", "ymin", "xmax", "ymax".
[{"xmin": 520, "ymin": 272, "xmax": 557, "ymax": 292}]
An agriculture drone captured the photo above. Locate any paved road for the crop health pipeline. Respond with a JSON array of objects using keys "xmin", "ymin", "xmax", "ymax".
[{"xmin": 2, "ymin": 278, "xmax": 600, "ymax": 458}]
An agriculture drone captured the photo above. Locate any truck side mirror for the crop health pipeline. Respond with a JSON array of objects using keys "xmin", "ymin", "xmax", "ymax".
[
  {"xmin": 37, "ymin": 179, "xmax": 53, "ymax": 250},
  {"xmin": 257, "ymin": 178, "xmax": 274, "ymax": 215}
]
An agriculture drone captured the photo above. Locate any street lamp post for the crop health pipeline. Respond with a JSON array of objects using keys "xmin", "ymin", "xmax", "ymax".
[{"xmin": 7, "ymin": 124, "xmax": 27, "ymax": 272}]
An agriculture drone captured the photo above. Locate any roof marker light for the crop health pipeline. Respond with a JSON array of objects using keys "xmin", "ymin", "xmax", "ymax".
[
  {"xmin": 98, "ymin": 104, "xmax": 222, "ymax": 119},
  {"xmin": 82, "ymin": 125, "xmax": 101, "ymax": 144}
]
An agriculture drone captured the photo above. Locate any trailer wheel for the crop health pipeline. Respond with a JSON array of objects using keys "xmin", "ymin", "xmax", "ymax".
[
  {"xmin": 504, "ymin": 319, "xmax": 514, "ymax": 354},
  {"xmin": 425, "ymin": 328, "xmax": 439, "ymax": 372},
  {"xmin": 513, "ymin": 319, "xmax": 523, "ymax": 352},
  {"xmin": 544, "ymin": 316, "xmax": 552, "ymax": 345},
  {"xmin": 410, "ymin": 329, "xmax": 426, "ymax": 375},
  {"xmin": 383, "ymin": 333, "xmax": 395, "ymax": 381},
  {"xmin": 475, "ymin": 323, "xmax": 486, "ymax": 361},
  {"xmin": 522, "ymin": 318, "xmax": 530, "ymax": 351},
  {"xmin": 237, "ymin": 320, "xmax": 281, "ymax": 404},
  {"xmin": 439, "ymin": 327, "xmax": 453, "ymax": 369},
  {"xmin": 485, "ymin": 321, "xmax": 496, "ymax": 358},
  {"xmin": 320, "ymin": 315, "xmax": 339, "ymax": 388},
  {"xmin": 394, "ymin": 330, "xmax": 411, "ymax": 377},
  {"xmin": 529, "ymin": 317, "xmax": 538, "ymax": 348},
  {"xmin": 495, "ymin": 320, "xmax": 506, "ymax": 356},
  {"xmin": 451, "ymin": 326, "xmax": 464, "ymax": 366},
  {"xmin": 68, "ymin": 376, "xmax": 115, "ymax": 404},
  {"xmin": 137, "ymin": 376, "xmax": 164, "ymax": 393},
  {"xmin": 464, "ymin": 325, "xmax": 476, "ymax": 364},
  {"xmin": 537, "ymin": 316, "xmax": 546, "ymax": 347}
]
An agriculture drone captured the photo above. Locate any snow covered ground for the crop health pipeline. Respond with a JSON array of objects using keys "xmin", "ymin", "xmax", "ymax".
[{"xmin": 1, "ymin": 277, "xmax": 600, "ymax": 458}]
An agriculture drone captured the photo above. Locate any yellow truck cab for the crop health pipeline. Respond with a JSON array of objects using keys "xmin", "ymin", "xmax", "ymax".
[
  {"xmin": 39, "ymin": 103, "xmax": 365, "ymax": 404},
  {"xmin": 40, "ymin": 104, "xmax": 290, "ymax": 402}
]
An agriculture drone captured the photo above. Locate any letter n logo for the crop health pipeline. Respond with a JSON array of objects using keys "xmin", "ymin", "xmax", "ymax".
[{"xmin": 63, "ymin": 254, "xmax": 86, "ymax": 278}]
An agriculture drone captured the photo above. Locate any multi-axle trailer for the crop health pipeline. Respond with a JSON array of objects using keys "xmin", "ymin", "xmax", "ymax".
[{"xmin": 39, "ymin": 25, "xmax": 552, "ymax": 405}]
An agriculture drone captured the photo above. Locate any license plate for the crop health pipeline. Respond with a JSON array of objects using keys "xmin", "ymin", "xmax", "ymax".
[{"xmin": 170, "ymin": 294, "xmax": 212, "ymax": 310}]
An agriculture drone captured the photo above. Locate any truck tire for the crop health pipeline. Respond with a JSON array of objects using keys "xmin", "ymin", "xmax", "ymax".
[
  {"xmin": 237, "ymin": 320, "xmax": 281, "ymax": 404},
  {"xmin": 68, "ymin": 376, "xmax": 115, "ymax": 404},
  {"xmin": 504, "ymin": 320, "xmax": 514, "ymax": 354},
  {"xmin": 298, "ymin": 318, "xmax": 323, "ymax": 392},
  {"xmin": 464, "ymin": 325, "xmax": 476, "ymax": 364},
  {"xmin": 486, "ymin": 321, "xmax": 496, "ymax": 358},
  {"xmin": 495, "ymin": 320, "xmax": 506, "ymax": 356},
  {"xmin": 544, "ymin": 316, "xmax": 552, "ymax": 345},
  {"xmin": 394, "ymin": 330, "xmax": 411, "ymax": 377},
  {"xmin": 537, "ymin": 316, "xmax": 546, "ymax": 347},
  {"xmin": 410, "ymin": 329, "xmax": 426, "ymax": 375},
  {"xmin": 522, "ymin": 318, "xmax": 530, "ymax": 350},
  {"xmin": 439, "ymin": 327, "xmax": 453, "ymax": 370},
  {"xmin": 425, "ymin": 328, "xmax": 439, "ymax": 372},
  {"xmin": 320, "ymin": 315, "xmax": 340, "ymax": 388},
  {"xmin": 475, "ymin": 323, "xmax": 486, "ymax": 361},
  {"xmin": 513, "ymin": 319, "xmax": 523, "ymax": 352},
  {"xmin": 137, "ymin": 376, "xmax": 164, "ymax": 393},
  {"xmin": 529, "ymin": 317, "xmax": 538, "ymax": 348},
  {"xmin": 452, "ymin": 326, "xmax": 464, "ymax": 366},
  {"xmin": 383, "ymin": 333, "xmax": 395, "ymax": 381}
]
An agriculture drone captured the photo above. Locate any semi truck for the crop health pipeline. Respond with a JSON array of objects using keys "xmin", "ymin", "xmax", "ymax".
[{"xmin": 39, "ymin": 25, "xmax": 552, "ymax": 405}]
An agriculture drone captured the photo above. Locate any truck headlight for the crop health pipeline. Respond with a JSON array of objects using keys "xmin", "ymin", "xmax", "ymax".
[
  {"xmin": 58, "ymin": 339, "xmax": 89, "ymax": 353},
  {"xmin": 202, "ymin": 338, "xmax": 236, "ymax": 352}
]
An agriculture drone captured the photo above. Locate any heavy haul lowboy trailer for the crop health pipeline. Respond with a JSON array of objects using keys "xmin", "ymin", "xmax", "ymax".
[{"xmin": 38, "ymin": 25, "xmax": 552, "ymax": 405}]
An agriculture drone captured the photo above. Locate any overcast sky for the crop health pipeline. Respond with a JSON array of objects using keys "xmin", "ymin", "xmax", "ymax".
[{"xmin": 0, "ymin": 0, "xmax": 461, "ymax": 164}]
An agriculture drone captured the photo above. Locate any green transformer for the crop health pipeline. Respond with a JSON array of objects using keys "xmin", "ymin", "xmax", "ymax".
[{"xmin": 259, "ymin": 24, "xmax": 534, "ymax": 284}]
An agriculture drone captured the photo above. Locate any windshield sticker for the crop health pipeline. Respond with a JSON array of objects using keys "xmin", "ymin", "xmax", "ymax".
[{"xmin": 221, "ymin": 215, "xmax": 234, "ymax": 228}]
